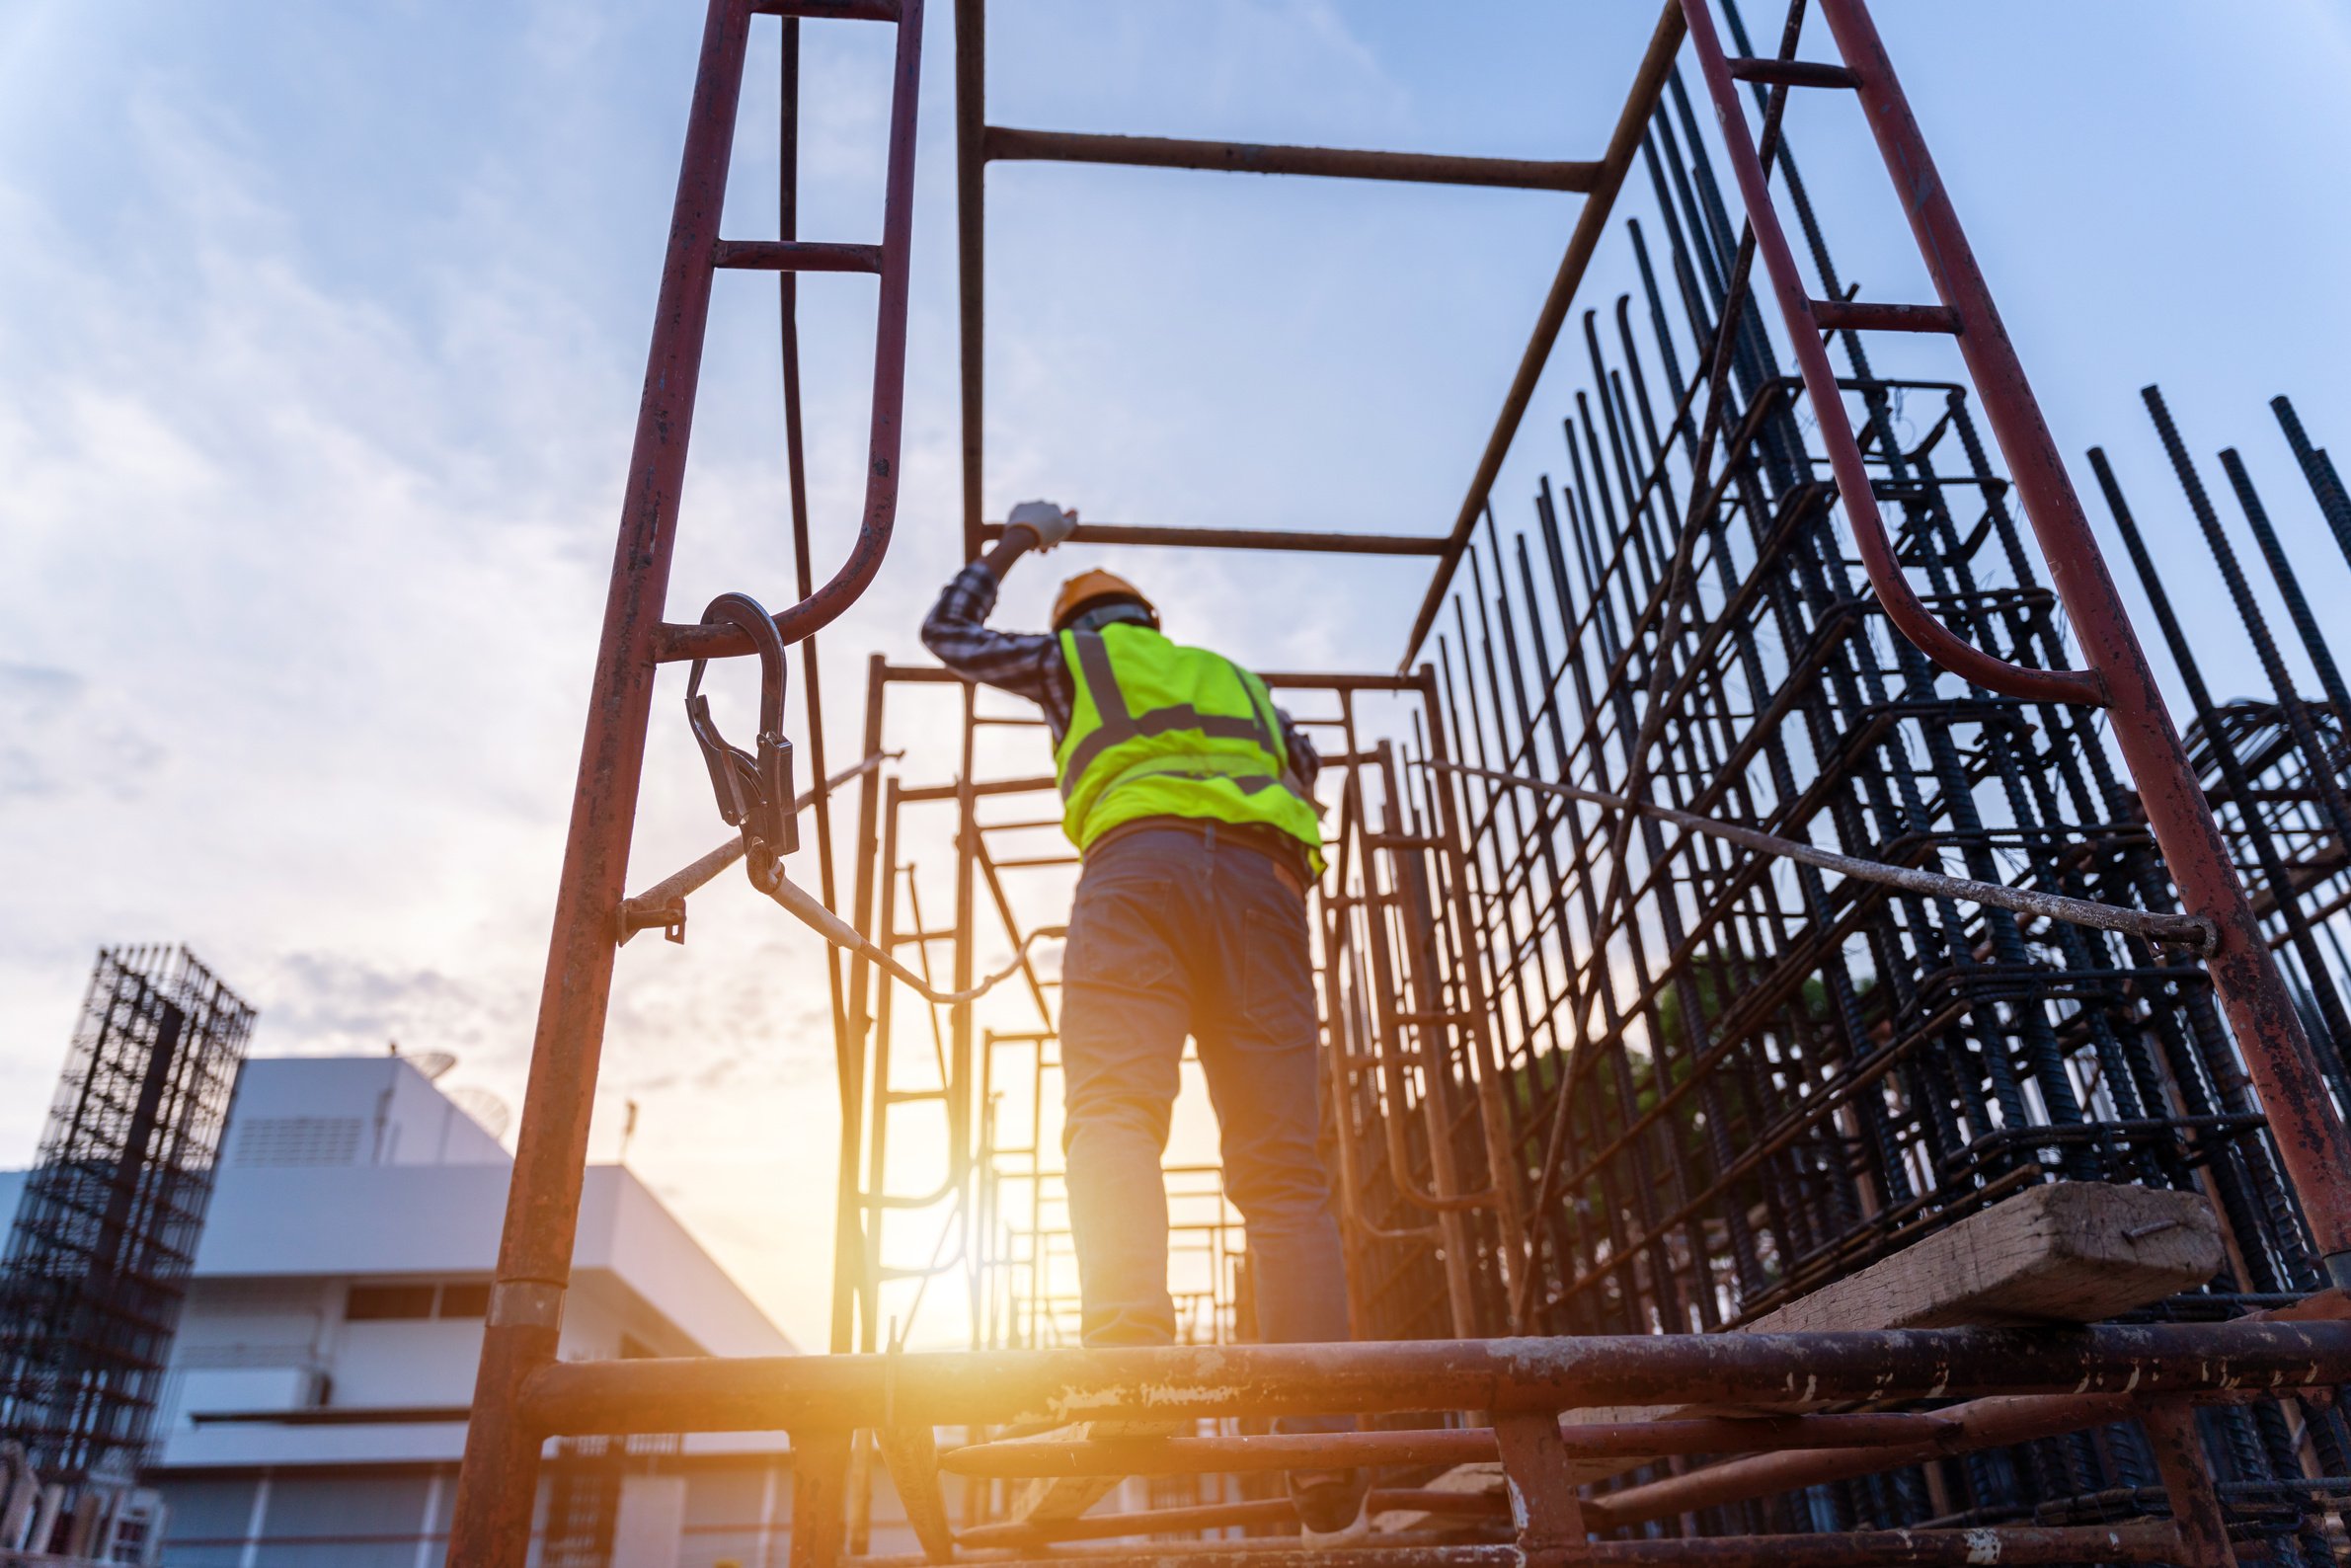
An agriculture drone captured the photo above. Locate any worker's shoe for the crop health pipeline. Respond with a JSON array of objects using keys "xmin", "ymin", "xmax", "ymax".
[{"xmin": 1289, "ymin": 1467, "xmax": 1370, "ymax": 1535}]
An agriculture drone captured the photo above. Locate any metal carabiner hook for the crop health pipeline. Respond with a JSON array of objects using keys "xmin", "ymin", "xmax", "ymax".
[{"xmin": 684, "ymin": 592, "xmax": 798, "ymax": 890}]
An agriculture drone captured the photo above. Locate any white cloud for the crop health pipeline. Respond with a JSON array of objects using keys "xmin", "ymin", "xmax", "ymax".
[
  {"xmin": 0, "ymin": 62, "xmax": 868, "ymax": 1334},
  {"xmin": 0, "ymin": 0, "xmax": 1557, "ymax": 1347}
]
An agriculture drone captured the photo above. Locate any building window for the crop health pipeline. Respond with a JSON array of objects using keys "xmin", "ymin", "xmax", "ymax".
[
  {"xmin": 345, "ymin": 1284, "xmax": 435, "ymax": 1321},
  {"xmin": 437, "ymin": 1282, "xmax": 492, "ymax": 1318},
  {"xmin": 236, "ymin": 1115, "xmax": 364, "ymax": 1167}
]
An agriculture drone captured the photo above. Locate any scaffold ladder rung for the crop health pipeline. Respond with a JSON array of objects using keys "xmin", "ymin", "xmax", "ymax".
[{"xmin": 445, "ymin": 0, "xmax": 928, "ymax": 1560}]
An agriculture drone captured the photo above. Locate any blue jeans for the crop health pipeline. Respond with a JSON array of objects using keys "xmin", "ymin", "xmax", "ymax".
[{"xmin": 1058, "ymin": 824, "xmax": 1353, "ymax": 1364}]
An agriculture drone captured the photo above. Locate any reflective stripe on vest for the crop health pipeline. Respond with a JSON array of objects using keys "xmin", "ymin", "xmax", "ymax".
[
  {"xmin": 1058, "ymin": 630, "xmax": 1268, "ymax": 795},
  {"xmin": 1053, "ymin": 625, "xmax": 1323, "ymax": 868}
]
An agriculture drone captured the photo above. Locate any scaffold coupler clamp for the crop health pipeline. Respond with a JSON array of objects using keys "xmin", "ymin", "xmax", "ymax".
[{"xmin": 684, "ymin": 592, "xmax": 798, "ymax": 893}]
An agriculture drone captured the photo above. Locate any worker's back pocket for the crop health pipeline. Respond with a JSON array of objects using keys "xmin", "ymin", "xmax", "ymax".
[{"xmin": 1062, "ymin": 876, "xmax": 1179, "ymax": 997}]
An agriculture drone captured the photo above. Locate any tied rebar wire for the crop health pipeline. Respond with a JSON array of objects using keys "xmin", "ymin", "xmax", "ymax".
[
  {"xmin": 1378, "ymin": 0, "xmax": 2351, "ymax": 1540},
  {"xmin": 1506, "ymin": 0, "xmax": 1811, "ymax": 1328}
]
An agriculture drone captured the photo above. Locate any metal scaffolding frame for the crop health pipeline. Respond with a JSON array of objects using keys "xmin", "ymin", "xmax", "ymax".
[
  {"xmin": 444, "ymin": 2, "xmax": 2351, "ymax": 1565},
  {"xmin": 0, "ymin": 947, "xmax": 252, "ymax": 1488}
]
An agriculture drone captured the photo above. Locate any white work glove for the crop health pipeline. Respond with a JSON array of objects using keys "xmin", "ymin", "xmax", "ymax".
[{"xmin": 1006, "ymin": 500, "xmax": 1078, "ymax": 552}]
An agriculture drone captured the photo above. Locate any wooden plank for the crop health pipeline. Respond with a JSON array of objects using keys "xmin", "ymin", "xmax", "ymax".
[
  {"xmin": 873, "ymin": 1422, "xmax": 957, "ymax": 1563},
  {"xmin": 1653, "ymin": 1182, "xmax": 2224, "ymax": 1423},
  {"xmin": 1740, "ymin": 1182, "xmax": 2223, "ymax": 1334}
]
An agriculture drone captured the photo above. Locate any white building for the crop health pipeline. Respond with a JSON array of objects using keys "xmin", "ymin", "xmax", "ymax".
[{"xmin": 0, "ymin": 1054, "xmax": 814, "ymax": 1568}]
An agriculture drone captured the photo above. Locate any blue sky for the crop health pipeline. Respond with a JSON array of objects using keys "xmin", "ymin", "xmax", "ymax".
[{"xmin": 4, "ymin": 2, "xmax": 2349, "ymax": 1347}]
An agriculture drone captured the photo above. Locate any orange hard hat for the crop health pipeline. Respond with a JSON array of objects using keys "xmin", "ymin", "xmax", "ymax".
[{"xmin": 1052, "ymin": 569, "xmax": 1157, "ymax": 632}]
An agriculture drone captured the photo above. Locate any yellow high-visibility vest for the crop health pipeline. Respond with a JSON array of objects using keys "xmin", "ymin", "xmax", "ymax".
[{"xmin": 1053, "ymin": 624, "xmax": 1323, "ymax": 872}]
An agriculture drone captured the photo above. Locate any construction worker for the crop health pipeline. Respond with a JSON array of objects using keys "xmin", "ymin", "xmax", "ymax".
[{"xmin": 922, "ymin": 501, "xmax": 1367, "ymax": 1532}]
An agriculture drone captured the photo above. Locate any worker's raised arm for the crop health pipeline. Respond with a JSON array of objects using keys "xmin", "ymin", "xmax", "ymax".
[
  {"xmin": 970, "ymin": 514, "xmax": 1036, "ymax": 583},
  {"xmin": 918, "ymin": 501, "xmax": 1078, "ymax": 705}
]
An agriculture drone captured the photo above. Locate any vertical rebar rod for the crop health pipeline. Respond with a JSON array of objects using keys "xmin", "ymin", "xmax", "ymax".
[
  {"xmin": 2273, "ymin": 397, "xmax": 2351, "ymax": 575},
  {"xmin": 2144, "ymin": 389, "xmax": 2351, "ymax": 852},
  {"xmin": 2219, "ymin": 448, "xmax": 2351, "ymax": 723}
]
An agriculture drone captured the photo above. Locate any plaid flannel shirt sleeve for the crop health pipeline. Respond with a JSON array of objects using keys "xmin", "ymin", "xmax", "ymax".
[{"xmin": 919, "ymin": 562, "xmax": 1063, "ymax": 708}]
